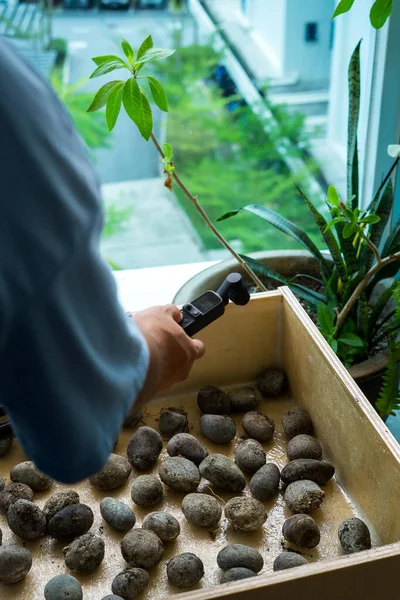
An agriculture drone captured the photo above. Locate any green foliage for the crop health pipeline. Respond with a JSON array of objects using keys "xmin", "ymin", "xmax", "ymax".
[
  {"xmin": 103, "ymin": 201, "xmax": 134, "ymax": 238},
  {"xmin": 87, "ymin": 35, "xmax": 174, "ymax": 136},
  {"xmin": 332, "ymin": 0, "xmax": 393, "ymax": 29}
]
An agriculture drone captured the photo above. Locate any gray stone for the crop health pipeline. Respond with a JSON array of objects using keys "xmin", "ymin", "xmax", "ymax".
[
  {"xmin": 0, "ymin": 544, "xmax": 32, "ymax": 583},
  {"xmin": 142, "ymin": 512, "xmax": 180, "ymax": 542},
  {"xmin": 43, "ymin": 490, "xmax": 80, "ymax": 522},
  {"xmin": 287, "ymin": 434, "xmax": 323, "ymax": 461},
  {"xmin": 89, "ymin": 454, "xmax": 132, "ymax": 491},
  {"xmin": 197, "ymin": 385, "xmax": 230, "ymax": 414},
  {"xmin": 167, "ymin": 433, "xmax": 208, "ymax": 465},
  {"xmin": 64, "ymin": 533, "xmax": 105, "ymax": 574},
  {"xmin": 48, "ymin": 504, "xmax": 94, "ymax": 540},
  {"xmin": 10, "ymin": 461, "xmax": 52, "ymax": 491},
  {"xmin": 200, "ymin": 414, "xmax": 236, "ymax": 444},
  {"xmin": 111, "ymin": 569, "xmax": 149, "ymax": 600},
  {"xmin": 228, "ymin": 387, "xmax": 262, "ymax": 412},
  {"xmin": 217, "ymin": 544, "xmax": 264, "ymax": 573},
  {"xmin": 127, "ymin": 426, "xmax": 163, "ymax": 471},
  {"xmin": 199, "ymin": 454, "xmax": 246, "ymax": 492},
  {"xmin": 234, "ymin": 439, "xmax": 265, "ymax": 473},
  {"xmin": 44, "ymin": 574, "xmax": 83, "ymax": 600},
  {"xmin": 7, "ymin": 499, "xmax": 46, "ymax": 540},
  {"xmin": 0, "ymin": 482, "xmax": 33, "ymax": 514},
  {"xmin": 282, "ymin": 408, "xmax": 313, "ymax": 439},
  {"xmin": 123, "ymin": 409, "xmax": 143, "ymax": 428},
  {"xmin": 281, "ymin": 459, "xmax": 335, "ymax": 486},
  {"xmin": 225, "ymin": 496, "xmax": 267, "ymax": 532},
  {"xmin": 221, "ymin": 568, "xmax": 257, "ymax": 583},
  {"xmin": 159, "ymin": 457, "xmax": 200, "ymax": 493},
  {"xmin": 159, "ymin": 407, "xmax": 188, "ymax": 438},
  {"xmin": 284, "ymin": 480, "xmax": 324, "ymax": 513},
  {"xmin": 100, "ymin": 497, "xmax": 136, "ymax": 532},
  {"xmin": 257, "ymin": 369, "xmax": 285, "ymax": 397},
  {"xmin": 250, "ymin": 463, "xmax": 280, "ymax": 501},
  {"xmin": 242, "ymin": 411, "xmax": 275, "ymax": 442},
  {"xmin": 338, "ymin": 518, "xmax": 371, "ymax": 554},
  {"xmin": 121, "ymin": 529, "xmax": 164, "ymax": 569},
  {"xmin": 283, "ymin": 514, "xmax": 320, "ymax": 548},
  {"xmin": 182, "ymin": 493, "xmax": 222, "ymax": 528},
  {"xmin": 273, "ymin": 552, "xmax": 308, "ymax": 571},
  {"xmin": 131, "ymin": 475, "xmax": 163, "ymax": 508},
  {"xmin": 167, "ymin": 552, "xmax": 204, "ymax": 588}
]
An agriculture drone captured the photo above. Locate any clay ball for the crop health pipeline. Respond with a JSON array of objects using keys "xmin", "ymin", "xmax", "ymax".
[
  {"xmin": 131, "ymin": 475, "xmax": 163, "ymax": 508},
  {"xmin": 167, "ymin": 433, "xmax": 208, "ymax": 466},
  {"xmin": 199, "ymin": 454, "xmax": 246, "ymax": 492},
  {"xmin": 64, "ymin": 533, "xmax": 105, "ymax": 574},
  {"xmin": 44, "ymin": 574, "xmax": 83, "ymax": 600},
  {"xmin": 287, "ymin": 434, "xmax": 322, "ymax": 461},
  {"xmin": 167, "ymin": 552, "xmax": 204, "ymax": 588},
  {"xmin": 282, "ymin": 407, "xmax": 313, "ymax": 439},
  {"xmin": 0, "ymin": 482, "xmax": 33, "ymax": 514},
  {"xmin": 0, "ymin": 544, "xmax": 32, "ymax": 583},
  {"xmin": 48, "ymin": 503, "xmax": 94, "ymax": 541},
  {"xmin": 159, "ymin": 407, "xmax": 188, "ymax": 438},
  {"xmin": 0, "ymin": 436, "xmax": 12, "ymax": 457},
  {"xmin": 284, "ymin": 480, "xmax": 324, "ymax": 513},
  {"xmin": 43, "ymin": 490, "xmax": 80, "ymax": 522},
  {"xmin": 234, "ymin": 439, "xmax": 266, "ymax": 473},
  {"xmin": 142, "ymin": 512, "xmax": 180, "ymax": 542},
  {"xmin": 242, "ymin": 411, "xmax": 275, "ymax": 442},
  {"xmin": 281, "ymin": 459, "xmax": 335, "ymax": 486},
  {"xmin": 121, "ymin": 529, "xmax": 164, "ymax": 569},
  {"xmin": 200, "ymin": 414, "xmax": 236, "ymax": 444},
  {"xmin": 197, "ymin": 385, "xmax": 230, "ymax": 414},
  {"xmin": 257, "ymin": 368, "xmax": 285, "ymax": 396},
  {"xmin": 182, "ymin": 493, "xmax": 222, "ymax": 528},
  {"xmin": 249, "ymin": 463, "xmax": 280, "ymax": 501},
  {"xmin": 10, "ymin": 461, "xmax": 52, "ymax": 491},
  {"xmin": 127, "ymin": 426, "xmax": 163, "ymax": 471},
  {"xmin": 7, "ymin": 499, "xmax": 46, "ymax": 540},
  {"xmin": 228, "ymin": 387, "xmax": 262, "ymax": 412},
  {"xmin": 89, "ymin": 453, "xmax": 132, "ymax": 491},
  {"xmin": 112, "ymin": 569, "xmax": 149, "ymax": 600},
  {"xmin": 273, "ymin": 552, "xmax": 308, "ymax": 571},
  {"xmin": 217, "ymin": 544, "xmax": 264, "ymax": 573},
  {"xmin": 225, "ymin": 496, "xmax": 267, "ymax": 532},
  {"xmin": 100, "ymin": 497, "xmax": 136, "ymax": 532},
  {"xmin": 338, "ymin": 517, "xmax": 371, "ymax": 554},
  {"xmin": 283, "ymin": 514, "xmax": 320, "ymax": 548},
  {"xmin": 159, "ymin": 457, "xmax": 200, "ymax": 493},
  {"xmin": 123, "ymin": 409, "xmax": 143, "ymax": 428},
  {"xmin": 221, "ymin": 568, "xmax": 257, "ymax": 583}
]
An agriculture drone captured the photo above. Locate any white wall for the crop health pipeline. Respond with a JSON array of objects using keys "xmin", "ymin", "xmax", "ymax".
[
  {"xmin": 244, "ymin": 0, "xmax": 287, "ymax": 76},
  {"xmin": 283, "ymin": 0, "xmax": 335, "ymax": 82}
]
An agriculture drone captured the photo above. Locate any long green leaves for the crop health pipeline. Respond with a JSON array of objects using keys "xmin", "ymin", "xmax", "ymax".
[
  {"xmin": 347, "ymin": 41, "xmax": 361, "ymax": 203},
  {"xmin": 363, "ymin": 179, "xmax": 394, "ymax": 270},
  {"xmin": 332, "ymin": 0, "xmax": 355, "ymax": 18},
  {"xmin": 105, "ymin": 83, "xmax": 124, "ymax": 131},
  {"xmin": 370, "ymin": 0, "xmax": 393, "ymax": 29}
]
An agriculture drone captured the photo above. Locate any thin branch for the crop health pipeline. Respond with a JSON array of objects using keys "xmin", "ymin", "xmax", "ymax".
[
  {"xmin": 335, "ymin": 252, "xmax": 400, "ymax": 337},
  {"xmin": 150, "ymin": 132, "xmax": 267, "ymax": 292},
  {"xmin": 359, "ymin": 229, "xmax": 381, "ymax": 264}
]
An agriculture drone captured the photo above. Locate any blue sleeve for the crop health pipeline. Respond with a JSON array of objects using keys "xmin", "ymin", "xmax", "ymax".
[{"xmin": 0, "ymin": 39, "xmax": 149, "ymax": 483}]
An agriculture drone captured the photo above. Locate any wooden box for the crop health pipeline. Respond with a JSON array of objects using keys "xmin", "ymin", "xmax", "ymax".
[{"xmin": 1, "ymin": 288, "xmax": 400, "ymax": 600}]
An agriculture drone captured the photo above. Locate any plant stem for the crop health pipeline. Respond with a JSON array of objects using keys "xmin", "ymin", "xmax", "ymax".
[
  {"xmin": 335, "ymin": 251, "xmax": 400, "ymax": 337},
  {"xmin": 150, "ymin": 132, "xmax": 267, "ymax": 292},
  {"xmin": 361, "ymin": 231, "xmax": 381, "ymax": 264}
]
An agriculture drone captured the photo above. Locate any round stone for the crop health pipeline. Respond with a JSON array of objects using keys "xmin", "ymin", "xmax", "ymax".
[
  {"xmin": 89, "ymin": 454, "xmax": 132, "ymax": 491},
  {"xmin": 159, "ymin": 407, "xmax": 188, "ymax": 438},
  {"xmin": 121, "ymin": 529, "xmax": 164, "ymax": 569},
  {"xmin": 131, "ymin": 475, "xmax": 163, "ymax": 508},
  {"xmin": 199, "ymin": 454, "xmax": 246, "ymax": 492},
  {"xmin": 127, "ymin": 426, "xmax": 163, "ymax": 471},
  {"xmin": 282, "ymin": 408, "xmax": 313, "ymax": 439},
  {"xmin": 273, "ymin": 552, "xmax": 308, "ymax": 571},
  {"xmin": 0, "ymin": 545, "xmax": 32, "ymax": 583},
  {"xmin": 167, "ymin": 552, "xmax": 204, "ymax": 588},
  {"xmin": 281, "ymin": 459, "xmax": 335, "ymax": 486},
  {"xmin": 43, "ymin": 490, "xmax": 80, "ymax": 522},
  {"xmin": 48, "ymin": 504, "xmax": 94, "ymax": 541},
  {"xmin": 7, "ymin": 499, "xmax": 46, "ymax": 540},
  {"xmin": 338, "ymin": 517, "xmax": 371, "ymax": 554},
  {"xmin": 142, "ymin": 512, "xmax": 180, "ymax": 542},
  {"xmin": 10, "ymin": 461, "xmax": 52, "ymax": 491},
  {"xmin": 249, "ymin": 463, "xmax": 280, "ymax": 501},
  {"xmin": 234, "ymin": 439, "xmax": 266, "ymax": 473},
  {"xmin": 182, "ymin": 493, "xmax": 222, "ymax": 528},
  {"xmin": 167, "ymin": 433, "xmax": 208, "ymax": 466},
  {"xmin": 123, "ymin": 409, "xmax": 143, "ymax": 428},
  {"xmin": 197, "ymin": 386, "xmax": 230, "ymax": 414},
  {"xmin": 225, "ymin": 496, "xmax": 267, "ymax": 532},
  {"xmin": 200, "ymin": 414, "xmax": 236, "ymax": 444},
  {"xmin": 64, "ymin": 533, "xmax": 105, "ymax": 574},
  {"xmin": 44, "ymin": 574, "xmax": 83, "ymax": 600},
  {"xmin": 283, "ymin": 514, "xmax": 320, "ymax": 548},
  {"xmin": 221, "ymin": 568, "xmax": 257, "ymax": 583},
  {"xmin": 100, "ymin": 497, "xmax": 136, "ymax": 532},
  {"xmin": 284, "ymin": 480, "xmax": 324, "ymax": 513},
  {"xmin": 217, "ymin": 544, "xmax": 264, "ymax": 573},
  {"xmin": 112, "ymin": 569, "xmax": 149, "ymax": 600},
  {"xmin": 0, "ymin": 482, "xmax": 33, "ymax": 514},
  {"xmin": 242, "ymin": 411, "xmax": 275, "ymax": 442},
  {"xmin": 257, "ymin": 369, "xmax": 285, "ymax": 397},
  {"xmin": 228, "ymin": 387, "xmax": 262, "ymax": 412},
  {"xmin": 159, "ymin": 457, "xmax": 200, "ymax": 493},
  {"xmin": 287, "ymin": 434, "xmax": 323, "ymax": 461}
]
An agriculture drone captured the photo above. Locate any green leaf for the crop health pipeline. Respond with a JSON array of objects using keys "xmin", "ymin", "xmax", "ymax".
[
  {"xmin": 325, "ymin": 218, "xmax": 344, "ymax": 232},
  {"xmin": 145, "ymin": 76, "xmax": 168, "ymax": 111},
  {"xmin": 370, "ymin": 0, "xmax": 393, "ymax": 28},
  {"xmin": 363, "ymin": 180, "xmax": 394, "ymax": 270},
  {"xmin": 137, "ymin": 91, "xmax": 153, "ymax": 140},
  {"xmin": 338, "ymin": 333, "xmax": 364, "ymax": 347},
  {"xmin": 137, "ymin": 35, "xmax": 153, "ymax": 60},
  {"xmin": 317, "ymin": 302, "xmax": 334, "ymax": 334},
  {"xmin": 343, "ymin": 222, "xmax": 357, "ymax": 238},
  {"xmin": 347, "ymin": 42, "xmax": 361, "ymax": 203},
  {"xmin": 360, "ymin": 215, "xmax": 381, "ymax": 224},
  {"xmin": 90, "ymin": 58, "xmax": 129, "ymax": 79},
  {"xmin": 122, "ymin": 78, "xmax": 142, "ymax": 126},
  {"xmin": 92, "ymin": 54, "xmax": 126, "ymax": 66},
  {"xmin": 218, "ymin": 204, "xmax": 331, "ymax": 279},
  {"xmin": 342, "ymin": 267, "xmax": 366, "ymax": 304},
  {"xmin": 368, "ymin": 281, "xmax": 397, "ymax": 340},
  {"xmin": 327, "ymin": 185, "xmax": 340, "ymax": 207},
  {"xmin": 106, "ymin": 83, "xmax": 124, "ymax": 131},
  {"xmin": 162, "ymin": 142, "xmax": 173, "ymax": 162},
  {"xmin": 121, "ymin": 39, "xmax": 134, "ymax": 61},
  {"xmin": 87, "ymin": 80, "xmax": 124, "ymax": 112},
  {"xmin": 331, "ymin": 339, "xmax": 338, "ymax": 353},
  {"xmin": 375, "ymin": 341, "xmax": 400, "ymax": 419},
  {"xmin": 136, "ymin": 47, "xmax": 175, "ymax": 65},
  {"xmin": 332, "ymin": 0, "xmax": 356, "ymax": 18}
]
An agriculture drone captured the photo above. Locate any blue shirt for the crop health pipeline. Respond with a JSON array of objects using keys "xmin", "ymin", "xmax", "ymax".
[{"xmin": 0, "ymin": 39, "xmax": 149, "ymax": 483}]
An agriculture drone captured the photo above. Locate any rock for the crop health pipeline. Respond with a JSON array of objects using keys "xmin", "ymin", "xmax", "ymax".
[
  {"xmin": 281, "ymin": 459, "xmax": 335, "ymax": 486},
  {"xmin": 0, "ymin": 482, "xmax": 33, "ymax": 514},
  {"xmin": 284, "ymin": 480, "xmax": 324, "ymax": 513},
  {"xmin": 217, "ymin": 544, "xmax": 264, "ymax": 573},
  {"xmin": 200, "ymin": 414, "xmax": 236, "ymax": 444},
  {"xmin": 0, "ymin": 436, "xmax": 12, "ymax": 458},
  {"xmin": 283, "ymin": 514, "xmax": 320, "ymax": 548},
  {"xmin": 234, "ymin": 439, "xmax": 266, "ymax": 473},
  {"xmin": 7, "ymin": 499, "xmax": 46, "ymax": 540},
  {"xmin": 159, "ymin": 407, "xmax": 188, "ymax": 438},
  {"xmin": 221, "ymin": 568, "xmax": 257, "ymax": 583},
  {"xmin": 48, "ymin": 504, "xmax": 94, "ymax": 541},
  {"xmin": 167, "ymin": 552, "xmax": 204, "ymax": 588},
  {"xmin": 10, "ymin": 461, "xmax": 52, "ymax": 491},
  {"xmin": 182, "ymin": 493, "xmax": 222, "ymax": 528},
  {"xmin": 102, "ymin": 596, "xmax": 124, "ymax": 600},
  {"xmin": 121, "ymin": 529, "xmax": 164, "ymax": 569},
  {"xmin": 167, "ymin": 433, "xmax": 208, "ymax": 466},
  {"xmin": 228, "ymin": 387, "xmax": 262, "ymax": 412},
  {"xmin": 111, "ymin": 569, "xmax": 149, "ymax": 600},
  {"xmin": 282, "ymin": 408, "xmax": 313, "ymax": 439},
  {"xmin": 123, "ymin": 409, "xmax": 143, "ymax": 428},
  {"xmin": 273, "ymin": 552, "xmax": 308, "ymax": 571},
  {"xmin": 257, "ymin": 368, "xmax": 285, "ymax": 397},
  {"xmin": 131, "ymin": 475, "xmax": 163, "ymax": 508},
  {"xmin": 0, "ymin": 545, "xmax": 32, "ymax": 583},
  {"xmin": 43, "ymin": 490, "xmax": 80, "ymax": 522},
  {"xmin": 338, "ymin": 518, "xmax": 371, "ymax": 554},
  {"xmin": 159, "ymin": 457, "xmax": 200, "ymax": 493},
  {"xmin": 64, "ymin": 533, "xmax": 105, "ymax": 574},
  {"xmin": 89, "ymin": 454, "xmax": 132, "ymax": 491},
  {"xmin": 197, "ymin": 385, "xmax": 230, "ymax": 414},
  {"xmin": 142, "ymin": 512, "xmax": 180, "ymax": 542},
  {"xmin": 199, "ymin": 454, "xmax": 246, "ymax": 492},
  {"xmin": 0, "ymin": 477, "xmax": 4, "ymax": 493},
  {"xmin": 100, "ymin": 497, "xmax": 136, "ymax": 532},
  {"xmin": 225, "ymin": 497, "xmax": 267, "ymax": 532},
  {"xmin": 127, "ymin": 426, "xmax": 163, "ymax": 471},
  {"xmin": 287, "ymin": 434, "xmax": 323, "ymax": 461},
  {"xmin": 242, "ymin": 411, "xmax": 275, "ymax": 442},
  {"xmin": 44, "ymin": 574, "xmax": 83, "ymax": 600},
  {"xmin": 249, "ymin": 463, "xmax": 280, "ymax": 501}
]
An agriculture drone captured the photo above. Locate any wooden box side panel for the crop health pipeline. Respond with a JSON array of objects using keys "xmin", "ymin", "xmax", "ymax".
[
  {"xmin": 280, "ymin": 287, "xmax": 400, "ymax": 545},
  {"xmin": 162, "ymin": 292, "xmax": 283, "ymax": 399}
]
